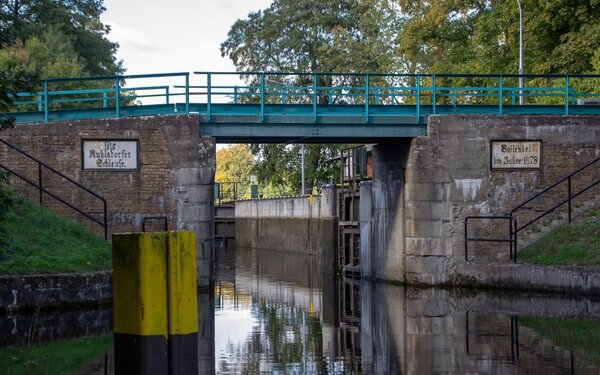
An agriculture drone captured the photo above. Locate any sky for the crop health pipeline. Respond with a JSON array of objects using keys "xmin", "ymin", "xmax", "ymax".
[{"xmin": 101, "ymin": 0, "xmax": 273, "ymax": 75}]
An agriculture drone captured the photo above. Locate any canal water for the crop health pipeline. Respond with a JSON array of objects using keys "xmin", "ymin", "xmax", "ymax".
[{"xmin": 2, "ymin": 245, "xmax": 600, "ymax": 374}]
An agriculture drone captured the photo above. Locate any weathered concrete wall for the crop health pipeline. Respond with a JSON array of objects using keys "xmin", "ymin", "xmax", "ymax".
[
  {"xmin": 0, "ymin": 115, "xmax": 216, "ymax": 285},
  {"xmin": 234, "ymin": 186, "xmax": 338, "ymax": 272},
  {"xmin": 0, "ymin": 271, "xmax": 111, "ymax": 312},
  {"xmin": 235, "ymin": 185, "xmax": 338, "ymax": 219},
  {"xmin": 366, "ymin": 115, "xmax": 600, "ymax": 285}
]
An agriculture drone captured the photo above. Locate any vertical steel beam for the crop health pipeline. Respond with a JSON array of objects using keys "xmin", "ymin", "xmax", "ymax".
[
  {"xmin": 564, "ymin": 75, "xmax": 570, "ymax": 115},
  {"xmin": 184, "ymin": 73, "xmax": 189, "ymax": 114},
  {"xmin": 416, "ymin": 75, "xmax": 421, "ymax": 123},
  {"xmin": 260, "ymin": 73, "xmax": 265, "ymax": 123},
  {"xmin": 115, "ymin": 76, "xmax": 121, "ymax": 118},
  {"xmin": 432, "ymin": 74, "xmax": 437, "ymax": 115},
  {"xmin": 313, "ymin": 73, "xmax": 317, "ymax": 123},
  {"xmin": 207, "ymin": 73, "xmax": 212, "ymax": 122},
  {"xmin": 43, "ymin": 80, "xmax": 49, "ymax": 122},
  {"xmin": 498, "ymin": 76, "xmax": 503, "ymax": 114},
  {"xmin": 364, "ymin": 74, "xmax": 369, "ymax": 123}
]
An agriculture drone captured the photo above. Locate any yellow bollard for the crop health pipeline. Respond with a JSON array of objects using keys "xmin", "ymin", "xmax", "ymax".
[{"xmin": 112, "ymin": 232, "xmax": 198, "ymax": 375}]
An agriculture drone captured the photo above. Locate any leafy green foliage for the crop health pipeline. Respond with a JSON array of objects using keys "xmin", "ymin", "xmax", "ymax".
[
  {"xmin": 0, "ymin": 0, "xmax": 122, "ymax": 77},
  {"xmin": 519, "ymin": 210, "xmax": 600, "ymax": 265},
  {"xmin": 0, "ymin": 173, "xmax": 18, "ymax": 254},
  {"xmin": 0, "ymin": 191, "xmax": 111, "ymax": 274}
]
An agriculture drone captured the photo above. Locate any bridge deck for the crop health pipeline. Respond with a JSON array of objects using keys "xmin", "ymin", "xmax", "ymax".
[{"xmin": 8, "ymin": 71, "xmax": 600, "ymax": 143}]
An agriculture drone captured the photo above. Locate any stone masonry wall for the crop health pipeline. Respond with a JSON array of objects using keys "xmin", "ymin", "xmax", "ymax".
[
  {"xmin": 0, "ymin": 115, "xmax": 216, "ymax": 285},
  {"xmin": 402, "ymin": 115, "xmax": 600, "ymax": 285}
]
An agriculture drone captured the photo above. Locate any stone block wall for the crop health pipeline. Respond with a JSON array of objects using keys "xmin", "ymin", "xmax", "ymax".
[
  {"xmin": 0, "ymin": 115, "xmax": 216, "ymax": 284},
  {"xmin": 405, "ymin": 115, "xmax": 600, "ymax": 284},
  {"xmin": 364, "ymin": 115, "xmax": 600, "ymax": 285}
]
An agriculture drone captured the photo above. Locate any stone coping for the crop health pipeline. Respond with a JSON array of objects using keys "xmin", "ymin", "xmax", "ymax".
[
  {"xmin": 454, "ymin": 262, "xmax": 600, "ymax": 295},
  {"xmin": 0, "ymin": 271, "xmax": 112, "ymax": 312}
]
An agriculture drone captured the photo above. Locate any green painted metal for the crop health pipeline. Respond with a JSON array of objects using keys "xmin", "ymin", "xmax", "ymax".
[{"xmin": 7, "ymin": 71, "xmax": 600, "ymax": 142}]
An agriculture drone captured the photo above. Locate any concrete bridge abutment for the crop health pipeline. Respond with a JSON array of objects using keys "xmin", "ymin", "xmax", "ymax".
[
  {"xmin": 361, "ymin": 115, "xmax": 600, "ymax": 286},
  {"xmin": 1, "ymin": 115, "xmax": 216, "ymax": 286}
]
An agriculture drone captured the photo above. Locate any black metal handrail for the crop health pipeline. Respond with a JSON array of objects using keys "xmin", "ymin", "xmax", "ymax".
[
  {"xmin": 465, "ymin": 156, "xmax": 599, "ymax": 262},
  {"xmin": 0, "ymin": 138, "xmax": 108, "ymax": 239}
]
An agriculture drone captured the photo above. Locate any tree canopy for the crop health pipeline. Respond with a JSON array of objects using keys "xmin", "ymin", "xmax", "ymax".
[
  {"xmin": 0, "ymin": 0, "xmax": 122, "ymax": 78},
  {"xmin": 222, "ymin": 0, "xmax": 600, "ymax": 192}
]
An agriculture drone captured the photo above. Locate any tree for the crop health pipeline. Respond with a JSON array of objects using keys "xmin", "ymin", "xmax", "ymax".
[
  {"xmin": 216, "ymin": 144, "xmax": 256, "ymax": 183},
  {"xmin": 0, "ymin": 0, "xmax": 123, "ymax": 76},
  {"xmin": 221, "ymin": 0, "xmax": 397, "ymax": 193}
]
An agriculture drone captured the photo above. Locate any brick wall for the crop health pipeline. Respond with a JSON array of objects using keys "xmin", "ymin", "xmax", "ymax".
[{"xmin": 0, "ymin": 115, "xmax": 215, "ymax": 283}]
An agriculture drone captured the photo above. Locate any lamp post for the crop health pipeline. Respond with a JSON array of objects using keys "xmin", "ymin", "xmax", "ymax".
[
  {"xmin": 517, "ymin": 0, "xmax": 523, "ymax": 105},
  {"xmin": 301, "ymin": 144, "xmax": 305, "ymax": 195}
]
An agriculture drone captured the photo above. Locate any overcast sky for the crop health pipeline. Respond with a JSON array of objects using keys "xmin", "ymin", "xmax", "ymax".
[{"xmin": 101, "ymin": 0, "xmax": 272, "ymax": 75}]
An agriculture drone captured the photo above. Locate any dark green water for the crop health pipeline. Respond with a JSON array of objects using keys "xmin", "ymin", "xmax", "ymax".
[{"xmin": 2, "ymin": 245, "xmax": 600, "ymax": 374}]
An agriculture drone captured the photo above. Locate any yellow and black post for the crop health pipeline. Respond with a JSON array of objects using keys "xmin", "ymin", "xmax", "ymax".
[{"xmin": 112, "ymin": 232, "xmax": 198, "ymax": 375}]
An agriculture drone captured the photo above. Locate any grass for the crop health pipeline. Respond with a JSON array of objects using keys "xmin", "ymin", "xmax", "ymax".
[
  {"xmin": 0, "ymin": 190, "xmax": 111, "ymax": 275},
  {"xmin": 518, "ymin": 210, "xmax": 600, "ymax": 266},
  {"xmin": 520, "ymin": 316, "xmax": 600, "ymax": 365},
  {"xmin": 0, "ymin": 334, "xmax": 112, "ymax": 374}
]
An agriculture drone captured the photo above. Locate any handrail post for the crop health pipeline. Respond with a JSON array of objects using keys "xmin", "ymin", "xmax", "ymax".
[
  {"xmin": 513, "ymin": 218, "xmax": 518, "ymax": 263},
  {"xmin": 43, "ymin": 80, "xmax": 49, "ymax": 122},
  {"xmin": 432, "ymin": 74, "xmax": 437, "ymax": 114},
  {"xmin": 207, "ymin": 73, "xmax": 212, "ymax": 122},
  {"xmin": 364, "ymin": 74, "xmax": 369, "ymax": 123},
  {"xmin": 564, "ymin": 74, "xmax": 570, "ymax": 115},
  {"xmin": 464, "ymin": 217, "xmax": 469, "ymax": 261},
  {"xmin": 38, "ymin": 163, "xmax": 43, "ymax": 205},
  {"xmin": 103, "ymin": 92, "xmax": 108, "ymax": 108},
  {"xmin": 166, "ymin": 86, "xmax": 170, "ymax": 106},
  {"xmin": 416, "ymin": 75, "xmax": 421, "ymax": 123},
  {"xmin": 185, "ymin": 73, "xmax": 189, "ymax": 113},
  {"xmin": 103, "ymin": 200, "xmax": 108, "ymax": 240},
  {"xmin": 260, "ymin": 73, "xmax": 265, "ymax": 123},
  {"xmin": 233, "ymin": 86, "xmax": 238, "ymax": 104},
  {"xmin": 568, "ymin": 176, "xmax": 572, "ymax": 223},
  {"xmin": 115, "ymin": 76, "xmax": 121, "ymax": 118},
  {"xmin": 498, "ymin": 76, "xmax": 503, "ymax": 114},
  {"xmin": 313, "ymin": 73, "xmax": 318, "ymax": 123}
]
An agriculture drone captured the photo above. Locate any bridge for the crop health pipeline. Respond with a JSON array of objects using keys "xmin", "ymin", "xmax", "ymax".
[{"xmin": 8, "ymin": 71, "xmax": 600, "ymax": 143}]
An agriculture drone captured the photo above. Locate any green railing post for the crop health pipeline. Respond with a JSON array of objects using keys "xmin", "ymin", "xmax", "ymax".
[
  {"xmin": 233, "ymin": 86, "xmax": 238, "ymax": 104},
  {"xmin": 313, "ymin": 73, "xmax": 317, "ymax": 123},
  {"xmin": 207, "ymin": 73, "xmax": 212, "ymax": 122},
  {"xmin": 375, "ymin": 88, "xmax": 380, "ymax": 105},
  {"xmin": 498, "ymin": 76, "xmax": 503, "ymax": 114},
  {"xmin": 564, "ymin": 75, "xmax": 570, "ymax": 115},
  {"xmin": 364, "ymin": 74, "xmax": 369, "ymax": 123},
  {"xmin": 185, "ymin": 73, "xmax": 189, "ymax": 114},
  {"xmin": 391, "ymin": 86, "xmax": 396, "ymax": 104},
  {"xmin": 115, "ymin": 76, "xmax": 121, "ymax": 118},
  {"xmin": 260, "ymin": 73, "xmax": 265, "ymax": 122},
  {"xmin": 103, "ymin": 92, "xmax": 108, "ymax": 108},
  {"xmin": 166, "ymin": 86, "xmax": 170, "ymax": 106},
  {"xmin": 43, "ymin": 80, "xmax": 49, "ymax": 122},
  {"xmin": 432, "ymin": 74, "xmax": 437, "ymax": 114},
  {"xmin": 415, "ymin": 74, "xmax": 421, "ymax": 123},
  {"xmin": 38, "ymin": 93, "xmax": 42, "ymax": 112}
]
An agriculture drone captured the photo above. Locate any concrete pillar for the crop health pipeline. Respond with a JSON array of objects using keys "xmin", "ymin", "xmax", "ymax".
[
  {"xmin": 370, "ymin": 141, "xmax": 411, "ymax": 282},
  {"xmin": 360, "ymin": 181, "xmax": 373, "ymax": 278},
  {"xmin": 320, "ymin": 184, "xmax": 338, "ymax": 218}
]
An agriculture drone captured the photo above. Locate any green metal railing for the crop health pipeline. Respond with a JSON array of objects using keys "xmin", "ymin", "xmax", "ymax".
[{"xmin": 7, "ymin": 71, "xmax": 600, "ymax": 124}]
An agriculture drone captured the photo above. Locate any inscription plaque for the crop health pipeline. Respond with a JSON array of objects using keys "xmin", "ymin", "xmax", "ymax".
[
  {"xmin": 491, "ymin": 140, "xmax": 542, "ymax": 170},
  {"xmin": 82, "ymin": 140, "xmax": 138, "ymax": 170}
]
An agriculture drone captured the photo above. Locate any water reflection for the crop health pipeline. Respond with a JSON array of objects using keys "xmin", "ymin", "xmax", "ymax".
[
  {"xmin": 215, "ymin": 246, "xmax": 600, "ymax": 374},
  {"xmin": 2, "ymin": 247, "xmax": 600, "ymax": 374}
]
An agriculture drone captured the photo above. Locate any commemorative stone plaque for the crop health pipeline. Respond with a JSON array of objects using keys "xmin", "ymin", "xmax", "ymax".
[
  {"xmin": 491, "ymin": 140, "xmax": 542, "ymax": 170},
  {"xmin": 82, "ymin": 140, "xmax": 138, "ymax": 170}
]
